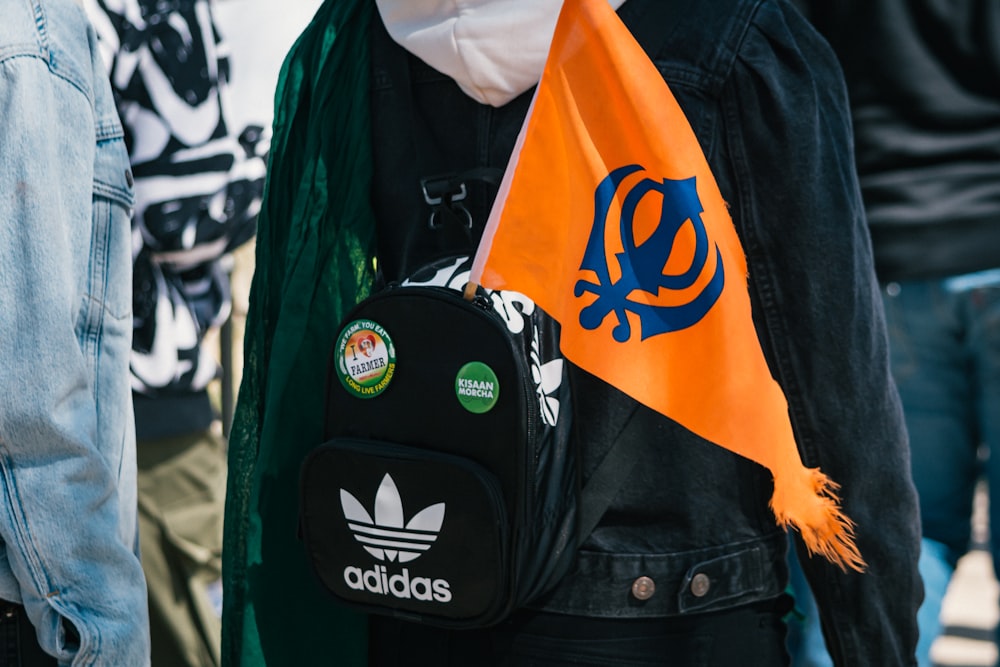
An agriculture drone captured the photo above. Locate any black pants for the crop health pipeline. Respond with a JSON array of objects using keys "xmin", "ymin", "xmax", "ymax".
[
  {"xmin": 1, "ymin": 601, "xmax": 58, "ymax": 667},
  {"xmin": 369, "ymin": 595, "xmax": 793, "ymax": 666}
]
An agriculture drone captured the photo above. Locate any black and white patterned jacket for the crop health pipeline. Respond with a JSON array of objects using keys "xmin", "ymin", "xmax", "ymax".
[{"xmin": 86, "ymin": 0, "xmax": 267, "ymax": 438}]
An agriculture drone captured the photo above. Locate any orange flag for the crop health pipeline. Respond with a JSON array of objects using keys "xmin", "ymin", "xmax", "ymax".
[{"xmin": 468, "ymin": 0, "xmax": 864, "ymax": 571}]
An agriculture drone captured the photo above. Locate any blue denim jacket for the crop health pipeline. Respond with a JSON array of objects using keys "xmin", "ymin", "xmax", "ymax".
[
  {"xmin": 370, "ymin": 0, "xmax": 922, "ymax": 664},
  {"xmin": 0, "ymin": 0, "xmax": 150, "ymax": 664}
]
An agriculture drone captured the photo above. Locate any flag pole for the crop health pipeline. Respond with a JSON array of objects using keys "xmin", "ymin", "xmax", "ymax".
[{"xmin": 463, "ymin": 281, "xmax": 479, "ymax": 301}]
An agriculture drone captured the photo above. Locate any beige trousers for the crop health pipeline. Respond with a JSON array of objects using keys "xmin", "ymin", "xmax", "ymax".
[{"xmin": 138, "ymin": 430, "xmax": 227, "ymax": 667}]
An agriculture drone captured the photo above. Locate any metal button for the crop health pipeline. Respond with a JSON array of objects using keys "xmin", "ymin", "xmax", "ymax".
[
  {"xmin": 125, "ymin": 169, "xmax": 134, "ymax": 187},
  {"xmin": 690, "ymin": 573, "xmax": 711, "ymax": 597},
  {"xmin": 631, "ymin": 576, "xmax": 655, "ymax": 601}
]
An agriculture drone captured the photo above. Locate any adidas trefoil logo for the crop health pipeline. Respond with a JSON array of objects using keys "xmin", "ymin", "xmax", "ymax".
[
  {"xmin": 340, "ymin": 473, "xmax": 445, "ymax": 563},
  {"xmin": 340, "ymin": 474, "xmax": 453, "ymax": 604}
]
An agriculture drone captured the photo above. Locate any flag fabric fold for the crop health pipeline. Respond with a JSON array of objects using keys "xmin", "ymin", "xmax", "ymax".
[{"xmin": 468, "ymin": 0, "xmax": 864, "ymax": 572}]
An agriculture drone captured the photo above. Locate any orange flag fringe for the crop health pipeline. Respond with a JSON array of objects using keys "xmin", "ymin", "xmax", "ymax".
[{"xmin": 468, "ymin": 0, "xmax": 864, "ymax": 571}]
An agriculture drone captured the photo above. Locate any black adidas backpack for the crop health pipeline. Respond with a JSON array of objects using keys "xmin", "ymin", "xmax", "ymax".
[
  {"xmin": 297, "ymin": 4, "xmax": 662, "ymax": 628},
  {"xmin": 299, "ymin": 256, "xmax": 578, "ymax": 628}
]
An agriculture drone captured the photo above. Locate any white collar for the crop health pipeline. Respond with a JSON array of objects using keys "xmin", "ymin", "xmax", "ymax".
[{"xmin": 375, "ymin": 0, "xmax": 627, "ymax": 107}]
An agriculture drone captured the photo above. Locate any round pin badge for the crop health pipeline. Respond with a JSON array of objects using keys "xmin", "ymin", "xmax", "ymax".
[
  {"xmin": 335, "ymin": 319, "xmax": 396, "ymax": 399},
  {"xmin": 455, "ymin": 361, "xmax": 500, "ymax": 414}
]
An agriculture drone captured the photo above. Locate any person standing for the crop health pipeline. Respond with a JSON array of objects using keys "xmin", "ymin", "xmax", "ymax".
[
  {"xmin": 789, "ymin": 1, "xmax": 1000, "ymax": 664},
  {"xmin": 222, "ymin": 0, "xmax": 923, "ymax": 665},
  {"xmin": 0, "ymin": 0, "xmax": 150, "ymax": 664},
  {"xmin": 83, "ymin": 0, "xmax": 267, "ymax": 664}
]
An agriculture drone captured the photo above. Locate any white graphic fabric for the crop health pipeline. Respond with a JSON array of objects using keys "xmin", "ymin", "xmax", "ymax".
[
  {"xmin": 402, "ymin": 257, "xmax": 563, "ymax": 426},
  {"xmin": 86, "ymin": 0, "xmax": 268, "ymax": 397}
]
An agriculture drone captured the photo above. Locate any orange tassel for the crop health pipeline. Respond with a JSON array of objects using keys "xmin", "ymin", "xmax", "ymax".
[{"xmin": 770, "ymin": 466, "xmax": 866, "ymax": 573}]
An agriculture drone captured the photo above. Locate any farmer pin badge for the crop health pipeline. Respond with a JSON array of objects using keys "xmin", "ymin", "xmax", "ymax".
[{"xmin": 335, "ymin": 319, "xmax": 396, "ymax": 398}]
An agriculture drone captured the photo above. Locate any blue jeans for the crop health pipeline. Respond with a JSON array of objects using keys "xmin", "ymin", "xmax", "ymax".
[
  {"xmin": 788, "ymin": 538, "xmax": 948, "ymax": 667},
  {"xmin": 886, "ymin": 269, "xmax": 1000, "ymax": 665},
  {"xmin": 885, "ymin": 270, "xmax": 1000, "ymax": 565},
  {"xmin": 789, "ymin": 268, "xmax": 1000, "ymax": 666},
  {"xmin": 785, "ymin": 545, "xmax": 832, "ymax": 667}
]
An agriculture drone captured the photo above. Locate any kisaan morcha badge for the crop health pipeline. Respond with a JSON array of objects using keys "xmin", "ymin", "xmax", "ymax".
[{"xmin": 335, "ymin": 319, "xmax": 396, "ymax": 398}]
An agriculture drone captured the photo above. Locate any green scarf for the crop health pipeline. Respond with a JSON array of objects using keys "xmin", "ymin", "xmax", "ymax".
[{"xmin": 222, "ymin": 0, "xmax": 376, "ymax": 664}]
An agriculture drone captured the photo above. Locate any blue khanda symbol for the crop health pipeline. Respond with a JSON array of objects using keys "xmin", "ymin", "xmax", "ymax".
[{"xmin": 575, "ymin": 164, "xmax": 725, "ymax": 342}]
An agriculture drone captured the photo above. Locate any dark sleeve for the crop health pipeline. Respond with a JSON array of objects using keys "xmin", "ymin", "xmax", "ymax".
[{"xmin": 722, "ymin": 3, "xmax": 922, "ymax": 664}]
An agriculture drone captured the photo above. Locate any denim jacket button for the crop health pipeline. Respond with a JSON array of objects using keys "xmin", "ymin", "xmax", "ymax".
[
  {"xmin": 690, "ymin": 572, "xmax": 711, "ymax": 597},
  {"xmin": 630, "ymin": 576, "xmax": 655, "ymax": 600}
]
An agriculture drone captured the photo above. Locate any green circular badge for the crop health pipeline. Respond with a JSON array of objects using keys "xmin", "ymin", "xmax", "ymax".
[
  {"xmin": 335, "ymin": 319, "xmax": 396, "ymax": 399},
  {"xmin": 455, "ymin": 362, "xmax": 500, "ymax": 414}
]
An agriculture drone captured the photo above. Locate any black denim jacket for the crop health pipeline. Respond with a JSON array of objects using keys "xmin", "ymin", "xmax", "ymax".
[{"xmin": 370, "ymin": 0, "xmax": 922, "ymax": 664}]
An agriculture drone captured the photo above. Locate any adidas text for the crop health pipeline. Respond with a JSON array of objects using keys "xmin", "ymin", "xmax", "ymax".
[{"xmin": 344, "ymin": 564, "xmax": 452, "ymax": 603}]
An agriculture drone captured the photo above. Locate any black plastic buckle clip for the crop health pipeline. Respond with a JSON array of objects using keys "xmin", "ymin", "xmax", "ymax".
[{"xmin": 420, "ymin": 175, "xmax": 473, "ymax": 230}]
